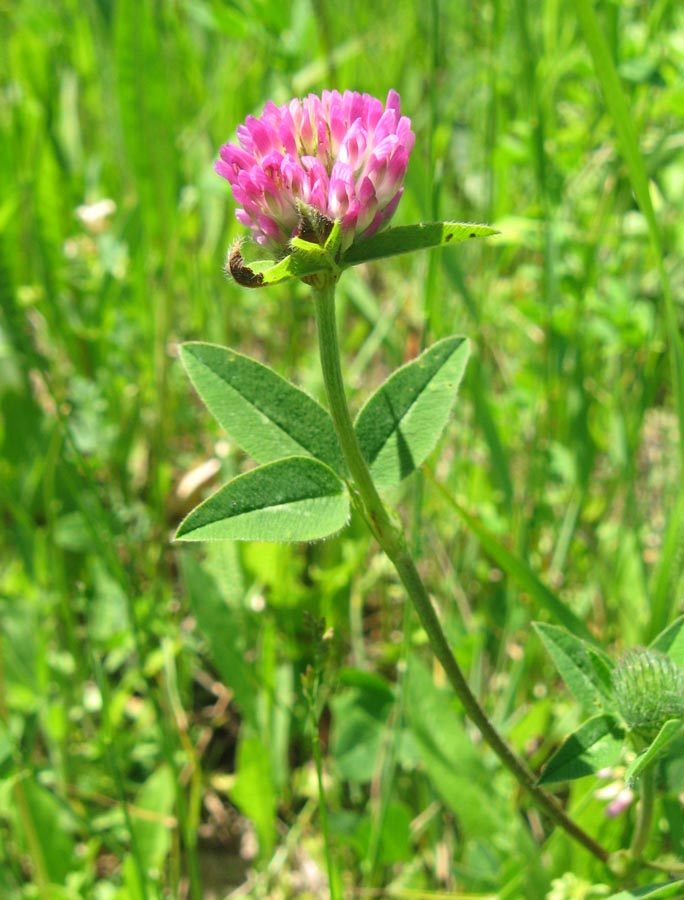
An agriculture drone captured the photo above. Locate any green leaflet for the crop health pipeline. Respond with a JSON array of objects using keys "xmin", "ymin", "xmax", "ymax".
[
  {"xmin": 180, "ymin": 343, "xmax": 344, "ymax": 473},
  {"xmin": 625, "ymin": 719, "xmax": 683, "ymax": 785},
  {"xmin": 341, "ymin": 221, "xmax": 498, "ymax": 266},
  {"xmin": 534, "ymin": 623, "xmax": 616, "ymax": 715},
  {"xmin": 538, "ymin": 714, "xmax": 624, "ymax": 785},
  {"xmin": 650, "ymin": 616, "xmax": 684, "ymax": 670},
  {"xmin": 175, "ymin": 456, "xmax": 349, "ymax": 543},
  {"xmin": 355, "ymin": 336, "xmax": 470, "ymax": 487}
]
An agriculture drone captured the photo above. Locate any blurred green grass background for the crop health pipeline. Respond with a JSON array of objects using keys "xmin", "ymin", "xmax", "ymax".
[{"xmin": 2, "ymin": 0, "xmax": 684, "ymax": 897}]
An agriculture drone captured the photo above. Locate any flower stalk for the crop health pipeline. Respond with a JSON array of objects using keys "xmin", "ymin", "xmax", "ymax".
[{"xmin": 312, "ymin": 276, "xmax": 610, "ymax": 866}]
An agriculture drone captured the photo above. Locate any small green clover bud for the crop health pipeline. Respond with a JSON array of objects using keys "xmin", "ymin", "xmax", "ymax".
[{"xmin": 612, "ymin": 647, "xmax": 684, "ymax": 739}]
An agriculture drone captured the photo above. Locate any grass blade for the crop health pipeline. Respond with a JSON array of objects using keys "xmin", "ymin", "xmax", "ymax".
[
  {"xmin": 575, "ymin": 0, "xmax": 684, "ymax": 475},
  {"xmin": 430, "ymin": 481, "xmax": 596, "ymax": 643}
]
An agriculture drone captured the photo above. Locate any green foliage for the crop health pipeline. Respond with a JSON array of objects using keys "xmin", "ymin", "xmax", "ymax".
[
  {"xmin": 538, "ymin": 624, "xmax": 684, "ymax": 787},
  {"xmin": 176, "ymin": 456, "xmax": 350, "ymax": 542},
  {"xmin": 330, "ymin": 672, "xmax": 394, "ymax": 783},
  {"xmin": 180, "ymin": 342, "xmax": 344, "ymax": 472},
  {"xmin": 180, "ymin": 553, "xmax": 258, "ymax": 724},
  {"xmin": 341, "ymin": 221, "xmax": 499, "ymax": 265},
  {"xmin": 624, "ymin": 720, "xmax": 683, "ymax": 785},
  {"xmin": 534, "ymin": 624, "xmax": 615, "ymax": 715},
  {"xmin": 240, "ymin": 238, "xmax": 337, "ymax": 287},
  {"xmin": 177, "ymin": 331, "xmax": 468, "ymax": 537},
  {"xmin": 9, "ymin": 778, "xmax": 78, "ymax": 885},
  {"xmin": 230, "ymin": 736, "xmax": 277, "ymax": 861},
  {"xmin": 538, "ymin": 715, "xmax": 625, "ymax": 785},
  {"xmin": 403, "ymin": 657, "xmax": 508, "ymax": 838},
  {"xmin": 355, "ymin": 336, "xmax": 469, "ymax": 486},
  {"xmin": 650, "ymin": 617, "xmax": 684, "ymax": 669},
  {"xmin": 605, "ymin": 883, "xmax": 684, "ymax": 900},
  {"xmin": 452, "ymin": 501, "xmax": 595, "ymax": 641},
  {"xmin": 236, "ymin": 221, "xmax": 497, "ymax": 286},
  {"xmin": 129, "ymin": 766, "xmax": 176, "ymax": 878},
  {"xmin": 2, "ymin": 0, "xmax": 684, "ymax": 896}
]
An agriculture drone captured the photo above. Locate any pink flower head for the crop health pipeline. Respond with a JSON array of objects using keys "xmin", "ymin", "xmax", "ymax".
[{"xmin": 216, "ymin": 90, "xmax": 415, "ymax": 255}]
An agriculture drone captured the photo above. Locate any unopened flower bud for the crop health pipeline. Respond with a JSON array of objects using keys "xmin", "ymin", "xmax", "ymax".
[{"xmin": 613, "ymin": 647, "xmax": 684, "ymax": 738}]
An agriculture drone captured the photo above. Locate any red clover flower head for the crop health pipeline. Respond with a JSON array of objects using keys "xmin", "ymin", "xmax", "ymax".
[{"xmin": 216, "ymin": 89, "xmax": 415, "ymax": 255}]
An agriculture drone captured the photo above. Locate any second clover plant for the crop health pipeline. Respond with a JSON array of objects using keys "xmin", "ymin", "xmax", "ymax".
[{"xmin": 175, "ymin": 89, "xmax": 684, "ymax": 891}]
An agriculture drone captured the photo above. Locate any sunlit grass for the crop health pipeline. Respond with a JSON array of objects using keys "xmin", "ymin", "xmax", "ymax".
[{"xmin": 1, "ymin": 0, "xmax": 683, "ymax": 897}]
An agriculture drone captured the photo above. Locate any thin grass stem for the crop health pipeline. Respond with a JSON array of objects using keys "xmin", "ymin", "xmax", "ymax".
[
  {"xmin": 92, "ymin": 653, "xmax": 151, "ymax": 900},
  {"xmin": 0, "ymin": 649, "xmax": 50, "ymax": 895},
  {"xmin": 575, "ymin": 0, "xmax": 684, "ymax": 478},
  {"xmin": 306, "ymin": 671, "xmax": 340, "ymax": 900}
]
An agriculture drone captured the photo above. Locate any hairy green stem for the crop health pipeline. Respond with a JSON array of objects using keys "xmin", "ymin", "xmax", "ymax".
[{"xmin": 312, "ymin": 278, "xmax": 610, "ymax": 865}]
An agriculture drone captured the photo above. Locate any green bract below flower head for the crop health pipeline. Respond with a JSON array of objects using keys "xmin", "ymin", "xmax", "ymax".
[
  {"xmin": 613, "ymin": 647, "xmax": 684, "ymax": 738},
  {"xmin": 216, "ymin": 89, "xmax": 415, "ymax": 257}
]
